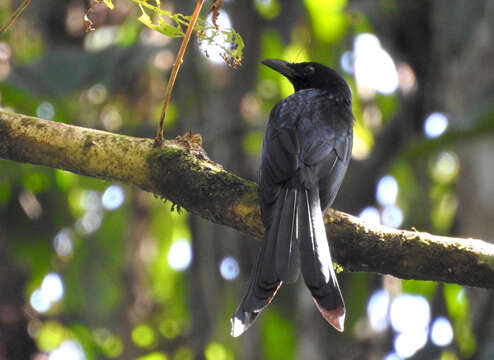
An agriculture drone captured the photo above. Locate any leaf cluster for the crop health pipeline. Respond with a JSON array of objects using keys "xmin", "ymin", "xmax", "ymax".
[{"xmin": 103, "ymin": 0, "xmax": 244, "ymax": 67}]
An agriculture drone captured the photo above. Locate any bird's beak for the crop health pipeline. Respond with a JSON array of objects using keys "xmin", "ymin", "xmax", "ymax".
[{"xmin": 261, "ymin": 59, "xmax": 297, "ymax": 79}]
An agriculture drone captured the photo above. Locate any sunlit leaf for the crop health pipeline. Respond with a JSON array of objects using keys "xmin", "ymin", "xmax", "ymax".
[
  {"xmin": 103, "ymin": 0, "xmax": 114, "ymax": 10},
  {"xmin": 156, "ymin": 18, "xmax": 184, "ymax": 38},
  {"xmin": 132, "ymin": 0, "xmax": 244, "ymax": 65},
  {"xmin": 138, "ymin": 7, "xmax": 153, "ymax": 28}
]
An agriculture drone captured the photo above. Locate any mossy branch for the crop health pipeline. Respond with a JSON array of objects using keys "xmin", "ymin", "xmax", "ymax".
[{"xmin": 1, "ymin": 109, "xmax": 494, "ymax": 289}]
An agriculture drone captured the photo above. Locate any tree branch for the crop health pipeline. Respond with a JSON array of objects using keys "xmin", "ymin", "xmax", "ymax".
[{"xmin": 1, "ymin": 110, "xmax": 494, "ymax": 289}]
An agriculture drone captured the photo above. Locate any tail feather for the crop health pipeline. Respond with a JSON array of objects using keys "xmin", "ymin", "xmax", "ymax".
[
  {"xmin": 275, "ymin": 188, "xmax": 300, "ymax": 283},
  {"xmin": 231, "ymin": 187, "xmax": 345, "ymax": 337},
  {"xmin": 230, "ymin": 192, "xmax": 284, "ymax": 337},
  {"xmin": 231, "ymin": 188, "xmax": 301, "ymax": 337},
  {"xmin": 230, "ymin": 238, "xmax": 282, "ymax": 337},
  {"xmin": 298, "ymin": 189, "xmax": 345, "ymax": 331}
]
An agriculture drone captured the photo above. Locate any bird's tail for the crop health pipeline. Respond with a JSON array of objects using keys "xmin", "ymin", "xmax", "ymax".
[
  {"xmin": 231, "ymin": 188, "xmax": 300, "ymax": 337},
  {"xmin": 298, "ymin": 188, "xmax": 345, "ymax": 331},
  {"xmin": 230, "ymin": 187, "xmax": 345, "ymax": 336}
]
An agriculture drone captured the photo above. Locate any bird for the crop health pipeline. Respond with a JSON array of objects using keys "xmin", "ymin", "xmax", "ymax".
[{"xmin": 231, "ymin": 59, "xmax": 354, "ymax": 337}]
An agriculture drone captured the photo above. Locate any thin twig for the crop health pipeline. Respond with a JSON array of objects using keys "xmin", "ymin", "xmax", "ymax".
[
  {"xmin": 154, "ymin": 0, "xmax": 204, "ymax": 146},
  {"xmin": 0, "ymin": 0, "xmax": 32, "ymax": 37}
]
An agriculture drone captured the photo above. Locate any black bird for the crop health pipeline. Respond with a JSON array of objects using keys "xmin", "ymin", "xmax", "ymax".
[{"xmin": 231, "ymin": 59, "xmax": 354, "ymax": 337}]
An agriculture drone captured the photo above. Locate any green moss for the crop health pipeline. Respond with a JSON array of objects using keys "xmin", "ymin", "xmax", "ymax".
[{"xmin": 146, "ymin": 144, "xmax": 263, "ymax": 238}]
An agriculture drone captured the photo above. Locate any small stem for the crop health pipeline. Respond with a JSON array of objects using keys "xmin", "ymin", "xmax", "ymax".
[
  {"xmin": 154, "ymin": 0, "xmax": 204, "ymax": 146},
  {"xmin": 0, "ymin": 0, "xmax": 32, "ymax": 37}
]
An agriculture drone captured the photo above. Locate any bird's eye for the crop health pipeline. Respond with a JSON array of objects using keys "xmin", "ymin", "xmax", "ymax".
[{"xmin": 303, "ymin": 65, "xmax": 315, "ymax": 75}]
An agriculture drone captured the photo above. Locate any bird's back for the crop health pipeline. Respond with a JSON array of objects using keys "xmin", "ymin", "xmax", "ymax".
[{"xmin": 259, "ymin": 88, "xmax": 353, "ymax": 224}]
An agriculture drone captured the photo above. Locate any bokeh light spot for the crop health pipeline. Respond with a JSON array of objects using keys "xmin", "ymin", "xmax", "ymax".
[
  {"xmin": 431, "ymin": 316, "xmax": 453, "ymax": 346},
  {"xmin": 37, "ymin": 321, "xmax": 66, "ymax": 352},
  {"xmin": 205, "ymin": 342, "xmax": 227, "ymax": 360},
  {"xmin": 168, "ymin": 240, "xmax": 192, "ymax": 271},
  {"xmin": 390, "ymin": 294, "xmax": 430, "ymax": 333},
  {"xmin": 87, "ymin": 84, "xmax": 107, "ymax": 105},
  {"xmin": 79, "ymin": 190, "xmax": 101, "ymax": 211},
  {"xmin": 394, "ymin": 328, "xmax": 428, "ymax": 358},
  {"xmin": 136, "ymin": 352, "xmax": 168, "ymax": 360},
  {"xmin": 30, "ymin": 289, "xmax": 51, "ymax": 313},
  {"xmin": 53, "ymin": 228, "xmax": 73, "ymax": 257},
  {"xmin": 397, "ymin": 62, "xmax": 417, "ymax": 94},
  {"xmin": 354, "ymin": 33, "xmax": 398, "ymax": 95},
  {"xmin": 100, "ymin": 105, "xmax": 123, "ymax": 131},
  {"xmin": 432, "ymin": 152, "xmax": 459, "ymax": 183},
  {"xmin": 132, "ymin": 324, "xmax": 156, "ymax": 348},
  {"xmin": 358, "ymin": 206, "xmax": 381, "ymax": 225},
  {"xmin": 102, "ymin": 185, "xmax": 125, "ymax": 210},
  {"xmin": 383, "ymin": 353, "xmax": 401, "ymax": 360},
  {"xmin": 49, "ymin": 340, "xmax": 86, "ymax": 360},
  {"xmin": 424, "ymin": 112, "xmax": 448, "ymax": 138},
  {"xmin": 340, "ymin": 50, "xmax": 354, "ymax": 74},
  {"xmin": 41, "ymin": 273, "xmax": 64, "ymax": 303},
  {"xmin": 93, "ymin": 328, "xmax": 124, "ymax": 358},
  {"xmin": 76, "ymin": 211, "xmax": 103, "ymax": 235},
  {"xmin": 37, "ymin": 102, "xmax": 55, "ymax": 120},
  {"xmin": 19, "ymin": 190, "xmax": 42, "ymax": 220},
  {"xmin": 84, "ymin": 26, "xmax": 119, "ymax": 51},
  {"xmin": 219, "ymin": 257, "xmax": 240, "ymax": 280},
  {"xmin": 381, "ymin": 205, "xmax": 404, "ymax": 228},
  {"xmin": 376, "ymin": 175, "xmax": 399, "ymax": 206},
  {"xmin": 367, "ymin": 289, "xmax": 390, "ymax": 332}
]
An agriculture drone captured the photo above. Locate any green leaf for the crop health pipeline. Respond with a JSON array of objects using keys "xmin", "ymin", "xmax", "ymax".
[
  {"xmin": 138, "ymin": 7, "xmax": 153, "ymax": 28},
  {"xmin": 156, "ymin": 18, "xmax": 184, "ymax": 38}
]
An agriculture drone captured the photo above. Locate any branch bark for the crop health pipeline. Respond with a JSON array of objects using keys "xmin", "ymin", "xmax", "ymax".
[{"xmin": 1, "ymin": 110, "xmax": 494, "ymax": 289}]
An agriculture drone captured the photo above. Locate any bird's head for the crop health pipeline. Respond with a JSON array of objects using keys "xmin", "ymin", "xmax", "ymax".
[{"xmin": 262, "ymin": 59, "xmax": 351, "ymax": 102}]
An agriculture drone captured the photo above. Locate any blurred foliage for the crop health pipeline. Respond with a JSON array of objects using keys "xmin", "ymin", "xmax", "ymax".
[{"xmin": 0, "ymin": 0, "xmax": 492, "ymax": 359}]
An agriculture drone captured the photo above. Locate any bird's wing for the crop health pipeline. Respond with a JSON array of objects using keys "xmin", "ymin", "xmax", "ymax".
[{"xmin": 317, "ymin": 125, "xmax": 353, "ymax": 212}]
